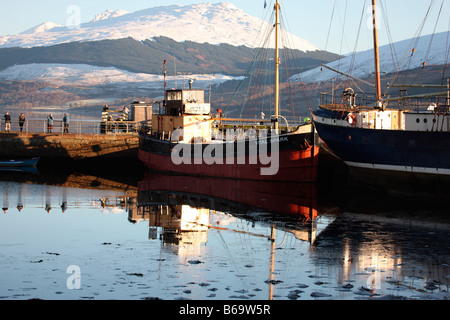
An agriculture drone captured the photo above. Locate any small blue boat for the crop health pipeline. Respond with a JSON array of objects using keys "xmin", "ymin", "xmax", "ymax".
[{"xmin": 0, "ymin": 157, "xmax": 40, "ymax": 167}]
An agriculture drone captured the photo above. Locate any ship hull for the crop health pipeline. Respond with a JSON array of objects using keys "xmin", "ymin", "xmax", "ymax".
[
  {"xmin": 138, "ymin": 173, "xmax": 317, "ymax": 219},
  {"xmin": 313, "ymin": 120, "xmax": 450, "ymax": 175},
  {"xmin": 139, "ymin": 131, "xmax": 319, "ymax": 182}
]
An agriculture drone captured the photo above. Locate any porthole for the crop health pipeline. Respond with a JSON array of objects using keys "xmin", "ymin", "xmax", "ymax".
[{"xmin": 416, "ymin": 118, "xmax": 420, "ymax": 123}]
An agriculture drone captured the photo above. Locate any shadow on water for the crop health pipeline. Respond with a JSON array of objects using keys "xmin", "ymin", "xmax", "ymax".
[
  {"xmin": 36, "ymin": 157, "xmax": 145, "ymax": 187},
  {"xmin": 0, "ymin": 154, "xmax": 449, "ymax": 300},
  {"xmin": 2, "ymin": 152, "xmax": 450, "ymax": 240},
  {"xmin": 317, "ymin": 151, "xmax": 450, "ymax": 220}
]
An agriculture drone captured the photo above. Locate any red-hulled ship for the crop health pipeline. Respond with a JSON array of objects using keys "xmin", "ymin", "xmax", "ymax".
[
  {"xmin": 138, "ymin": 1, "xmax": 319, "ymax": 182},
  {"xmin": 138, "ymin": 87, "xmax": 318, "ymax": 182}
]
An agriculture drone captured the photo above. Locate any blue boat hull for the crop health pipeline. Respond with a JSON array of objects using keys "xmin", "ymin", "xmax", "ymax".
[
  {"xmin": 0, "ymin": 157, "xmax": 40, "ymax": 167},
  {"xmin": 313, "ymin": 121, "xmax": 450, "ymax": 175}
]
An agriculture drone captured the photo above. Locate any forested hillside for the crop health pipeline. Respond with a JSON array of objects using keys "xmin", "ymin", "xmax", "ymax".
[{"xmin": 0, "ymin": 37, "xmax": 340, "ymax": 76}]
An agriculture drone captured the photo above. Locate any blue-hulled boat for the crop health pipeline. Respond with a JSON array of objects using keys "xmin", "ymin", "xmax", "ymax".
[
  {"xmin": 312, "ymin": 0, "xmax": 450, "ymax": 176},
  {"xmin": 0, "ymin": 157, "xmax": 39, "ymax": 167}
]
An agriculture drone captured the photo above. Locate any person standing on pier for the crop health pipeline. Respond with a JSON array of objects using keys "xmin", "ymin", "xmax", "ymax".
[
  {"xmin": 4, "ymin": 112, "xmax": 11, "ymax": 132},
  {"xmin": 63, "ymin": 113, "xmax": 69, "ymax": 133},
  {"xmin": 47, "ymin": 114, "xmax": 54, "ymax": 133},
  {"xmin": 18, "ymin": 113, "xmax": 25, "ymax": 132},
  {"xmin": 122, "ymin": 105, "xmax": 129, "ymax": 120}
]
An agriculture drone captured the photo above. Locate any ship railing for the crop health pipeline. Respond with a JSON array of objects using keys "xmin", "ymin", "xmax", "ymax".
[
  {"xmin": 320, "ymin": 90, "xmax": 449, "ymax": 112},
  {"xmin": 140, "ymin": 127, "xmax": 174, "ymax": 142},
  {"xmin": 0, "ymin": 118, "xmax": 141, "ymax": 135},
  {"xmin": 140, "ymin": 126, "xmax": 288, "ymax": 143},
  {"xmin": 137, "ymin": 115, "xmax": 312, "ymax": 143},
  {"xmin": 383, "ymin": 94, "xmax": 450, "ymax": 112},
  {"xmin": 320, "ymin": 91, "xmax": 378, "ymax": 109},
  {"xmin": 216, "ymin": 116, "xmax": 309, "ymax": 129}
]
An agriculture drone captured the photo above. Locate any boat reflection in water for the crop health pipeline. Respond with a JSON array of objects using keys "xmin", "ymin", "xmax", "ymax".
[
  {"xmin": 133, "ymin": 173, "xmax": 320, "ymax": 300},
  {"xmin": 0, "ymin": 169, "xmax": 448, "ymax": 300},
  {"xmin": 133, "ymin": 174, "xmax": 319, "ymax": 248},
  {"xmin": 132, "ymin": 172, "xmax": 450, "ymax": 299},
  {"xmin": 0, "ymin": 177, "xmax": 133, "ymax": 215}
]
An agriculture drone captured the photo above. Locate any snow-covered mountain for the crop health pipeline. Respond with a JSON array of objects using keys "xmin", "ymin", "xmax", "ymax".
[
  {"xmin": 0, "ymin": 63, "xmax": 242, "ymax": 88},
  {"xmin": 295, "ymin": 31, "xmax": 449, "ymax": 83},
  {"xmin": 91, "ymin": 9, "xmax": 129, "ymax": 23},
  {"xmin": 20, "ymin": 22, "xmax": 62, "ymax": 35},
  {"xmin": 0, "ymin": 2, "xmax": 319, "ymax": 52}
]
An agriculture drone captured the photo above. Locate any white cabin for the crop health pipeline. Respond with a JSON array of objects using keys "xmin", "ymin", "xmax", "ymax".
[{"xmin": 152, "ymin": 89, "xmax": 213, "ymax": 142}]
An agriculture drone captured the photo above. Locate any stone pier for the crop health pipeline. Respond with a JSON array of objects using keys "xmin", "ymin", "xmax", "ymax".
[{"xmin": 0, "ymin": 133, "xmax": 139, "ymax": 160}]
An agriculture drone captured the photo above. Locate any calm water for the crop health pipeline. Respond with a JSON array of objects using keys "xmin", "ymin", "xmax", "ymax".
[{"xmin": 0, "ymin": 167, "xmax": 449, "ymax": 301}]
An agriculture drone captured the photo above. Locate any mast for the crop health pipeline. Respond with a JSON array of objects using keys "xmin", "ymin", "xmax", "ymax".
[
  {"xmin": 371, "ymin": 0, "xmax": 382, "ymax": 103},
  {"xmin": 274, "ymin": 0, "xmax": 281, "ymax": 131}
]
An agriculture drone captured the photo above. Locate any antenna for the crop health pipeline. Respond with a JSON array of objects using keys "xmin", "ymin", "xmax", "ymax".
[
  {"xmin": 163, "ymin": 60, "xmax": 167, "ymax": 106},
  {"xmin": 174, "ymin": 55, "xmax": 177, "ymax": 89},
  {"xmin": 209, "ymin": 76, "xmax": 213, "ymax": 104}
]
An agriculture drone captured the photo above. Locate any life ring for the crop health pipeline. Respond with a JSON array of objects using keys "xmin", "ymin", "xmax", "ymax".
[{"xmin": 346, "ymin": 114, "xmax": 357, "ymax": 126}]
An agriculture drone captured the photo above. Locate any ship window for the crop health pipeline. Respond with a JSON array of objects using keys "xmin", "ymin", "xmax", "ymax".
[
  {"xmin": 416, "ymin": 118, "xmax": 420, "ymax": 123},
  {"xmin": 424, "ymin": 118, "xmax": 428, "ymax": 123},
  {"xmin": 167, "ymin": 91, "xmax": 182, "ymax": 101}
]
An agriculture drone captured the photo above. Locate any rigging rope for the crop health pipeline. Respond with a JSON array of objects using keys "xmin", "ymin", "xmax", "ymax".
[
  {"xmin": 226, "ymin": 3, "xmax": 315, "ymax": 126},
  {"xmin": 398, "ymin": 0, "xmax": 436, "ymax": 84},
  {"xmin": 383, "ymin": 0, "xmax": 440, "ymax": 97},
  {"xmin": 380, "ymin": 1, "xmax": 400, "ymax": 76},
  {"xmin": 322, "ymin": 0, "xmax": 337, "ymax": 68},
  {"xmin": 279, "ymin": 7, "xmax": 314, "ymax": 121},
  {"xmin": 408, "ymin": 0, "xmax": 445, "ymax": 86},
  {"xmin": 441, "ymin": 12, "xmax": 450, "ymax": 91},
  {"xmin": 224, "ymin": 10, "xmax": 275, "ymax": 120}
]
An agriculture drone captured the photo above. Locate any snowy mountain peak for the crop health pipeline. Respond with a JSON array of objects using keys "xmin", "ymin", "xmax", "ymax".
[
  {"xmin": 91, "ymin": 9, "xmax": 129, "ymax": 23},
  {"xmin": 20, "ymin": 22, "xmax": 62, "ymax": 35},
  {"xmin": 0, "ymin": 2, "xmax": 319, "ymax": 52},
  {"xmin": 217, "ymin": 2, "xmax": 238, "ymax": 9}
]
